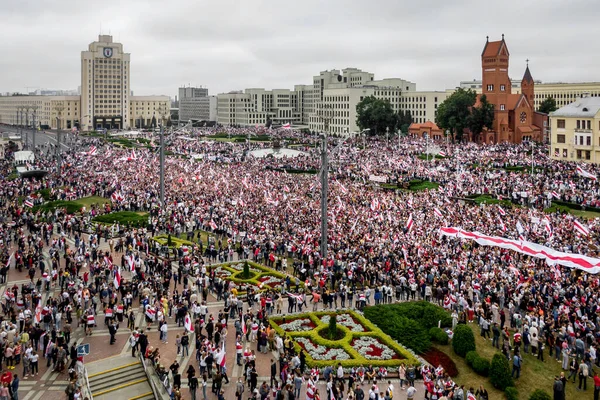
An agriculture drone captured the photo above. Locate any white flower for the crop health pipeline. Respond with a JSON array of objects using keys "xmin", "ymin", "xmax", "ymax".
[
  {"xmin": 320, "ymin": 314, "xmax": 367, "ymax": 332},
  {"xmin": 351, "ymin": 336, "xmax": 397, "ymax": 360},
  {"xmin": 258, "ymin": 275, "xmax": 281, "ymax": 286},
  {"xmin": 278, "ymin": 318, "xmax": 315, "ymax": 332},
  {"xmin": 296, "ymin": 337, "xmax": 351, "ymax": 360}
]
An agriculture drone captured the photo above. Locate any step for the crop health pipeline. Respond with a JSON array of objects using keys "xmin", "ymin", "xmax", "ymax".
[
  {"xmin": 92, "ymin": 377, "xmax": 150, "ymax": 398},
  {"xmin": 88, "ymin": 361, "xmax": 142, "ymax": 381},
  {"xmin": 91, "ymin": 369, "xmax": 147, "ymax": 393},
  {"xmin": 129, "ymin": 392, "xmax": 155, "ymax": 400}
]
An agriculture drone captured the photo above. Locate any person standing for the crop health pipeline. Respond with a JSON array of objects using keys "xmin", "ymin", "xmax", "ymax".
[
  {"xmin": 578, "ymin": 360, "xmax": 589, "ymax": 391},
  {"xmin": 406, "ymin": 383, "xmax": 417, "ymax": 400},
  {"xmin": 189, "ymin": 373, "xmax": 198, "ymax": 400},
  {"xmin": 553, "ymin": 376, "xmax": 564, "ymax": 400},
  {"xmin": 512, "ymin": 353, "xmax": 522, "ymax": 379},
  {"xmin": 593, "ymin": 371, "xmax": 600, "ymax": 400},
  {"xmin": 9, "ymin": 374, "xmax": 18, "ymax": 400}
]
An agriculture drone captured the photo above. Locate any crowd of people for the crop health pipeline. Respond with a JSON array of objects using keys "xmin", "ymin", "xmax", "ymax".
[{"xmin": 1, "ymin": 126, "xmax": 600, "ymax": 399}]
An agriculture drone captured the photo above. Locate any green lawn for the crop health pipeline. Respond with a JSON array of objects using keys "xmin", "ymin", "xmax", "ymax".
[
  {"xmin": 403, "ymin": 180, "xmax": 440, "ymax": 191},
  {"xmin": 545, "ymin": 202, "xmax": 600, "ymax": 220},
  {"xmin": 437, "ymin": 323, "xmax": 572, "ymax": 400},
  {"xmin": 92, "ymin": 211, "xmax": 148, "ymax": 227},
  {"xmin": 77, "ymin": 196, "xmax": 110, "ymax": 207},
  {"xmin": 468, "ymin": 194, "xmax": 514, "ymax": 207}
]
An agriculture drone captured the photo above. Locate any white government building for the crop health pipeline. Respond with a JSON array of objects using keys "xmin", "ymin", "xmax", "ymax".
[
  {"xmin": 217, "ymin": 67, "xmax": 450, "ymax": 135},
  {"xmin": 0, "ymin": 35, "xmax": 169, "ymax": 131}
]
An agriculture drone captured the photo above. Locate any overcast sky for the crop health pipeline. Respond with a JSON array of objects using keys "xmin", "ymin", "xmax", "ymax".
[{"xmin": 1, "ymin": 0, "xmax": 598, "ymax": 98}]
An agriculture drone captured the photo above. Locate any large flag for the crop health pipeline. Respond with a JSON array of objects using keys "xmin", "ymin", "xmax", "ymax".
[
  {"xmin": 551, "ymin": 191, "xmax": 560, "ymax": 199},
  {"xmin": 209, "ymin": 219, "xmax": 218, "ymax": 230},
  {"xmin": 184, "ymin": 314, "xmax": 194, "ymax": 332},
  {"xmin": 88, "ymin": 146, "xmax": 97, "ymax": 156},
  {"xmin": 24, "ymin": 199, "xmax": 34, "ymax": 208},
  {"xmin": 281, "ymin": 123, "xmax": 291, "ymax": 129},
  {"xmin": 242, "ymin": 315, "xmax": 247, "ymax": 335},
  {"xmin": 576, "ymin": 166, "xmax": 597, "ymax": 181},
  {"xmin": 439, "ymin": 227, "xmax": 600, "ymax": 274},
  {"xmin": 574, "ymin": 220, "xmax": 590, "ymax": 236}
]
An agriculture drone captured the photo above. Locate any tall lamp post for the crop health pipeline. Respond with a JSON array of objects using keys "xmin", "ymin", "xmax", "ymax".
[
  {"xmin": 316, "ymin": 104, "xmax": 333, "ymax": 259},
  {"xmin": 31, "ymin": 105, "xmax": 38, "ymax": 151},
  {"xmin": 157, "ymin": 105, "xmax": 168, "ymax": 208},
  {"xmin": 17, "ymin": 106, "xmax": 24, "ymax": 147},
  {"xmin": 24, "ymin": 106, "xmax": 30, "ymax": 149},
  {"xmin": 54, "ymin": 104, "xmax": 65, "ymax": 173}
]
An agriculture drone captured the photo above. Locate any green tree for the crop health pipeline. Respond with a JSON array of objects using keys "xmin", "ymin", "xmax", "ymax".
[
  {"xmin": 467, "ymin": 94, "xmax": 495, "ymax": 141},
  {"xmin": 435, "ymin": 88, "xmax": 477, "ymax": 142},
  {"xmin": 452, "ymin": 324, "xmax": 476, "ymax": 357},
  {"xmin": 528, "ymin": 389, "xmax": 551, "ymax": 400},
  {"xmin": 243, "ymin": 261, "xmax": 250, "ymax": 279},
  {"xmin": 537, "ymin": 96, "xmax": 557, "ymax": 114},
  {"xmin": 356, "ymin": 96, "xmax": 398, "ymax": 135},
  {"xmin": 489, "ymin": 354, "xmax": 514, "ymax": 390},
  {"xmin": 397, "ymin": 110, "xmax": 413, "ymax": 134}
]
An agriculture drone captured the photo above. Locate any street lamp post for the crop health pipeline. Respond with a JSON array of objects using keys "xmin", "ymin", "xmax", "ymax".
[
  {"xmin": 31, "ymin": 105, "xmax": 38, "ymax": 151},
  {"xmin": 386, "ymin": 126, "xmax": 389, "ymax": 147},
  {"xmin": 316, "ymin": 104, "xmax": 333, "ymax": 259},
  {"xmin": 157, "ymin": 105, "xmax": 168, "ymax": 208},
  {"xmin": 398, "ymin": 129, "xmax": 402, "ymax": 148},
  {"xmin": 54, "ymin": 104, "xmax": 65, "ymax": 173}
]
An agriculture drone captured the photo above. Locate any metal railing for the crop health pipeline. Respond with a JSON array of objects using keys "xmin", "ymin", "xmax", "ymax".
[
  {"xmin": 82, "ymin": 366, "xmax": 93, "ymax": 400},
  {"xmin": 139, "ymin": 353, "xmax": 169, "ymax": 400}
]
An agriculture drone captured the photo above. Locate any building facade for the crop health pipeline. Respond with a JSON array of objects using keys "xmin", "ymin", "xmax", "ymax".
[
  {"xmin": 0, "ymin": 35, "xmax": 168, "ymax": 131},
  {"xmin": 178, "ymin": 86, "xmax": 217, "ymax": 124},
  {"xmin": 549, "ymin": 94, "xmax": 600, "ymax": 164}
]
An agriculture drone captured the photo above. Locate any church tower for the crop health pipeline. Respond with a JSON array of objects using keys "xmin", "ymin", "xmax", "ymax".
[
  {"xmin": 481, "ymin": 34, "xmax": 511, "ymax": 139},
  {"xmin": 521, "ymin": 62, "xmax": 535, "ymax": 108}
]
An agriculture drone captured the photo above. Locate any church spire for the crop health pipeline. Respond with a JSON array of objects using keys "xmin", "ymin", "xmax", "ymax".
[{"xmin": 522, "ymin": 61, "xmax": 534, "ymax": 84}]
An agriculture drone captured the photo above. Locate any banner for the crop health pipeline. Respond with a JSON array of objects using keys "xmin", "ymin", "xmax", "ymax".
[
  {"xmin": 439, "ymin": 227, "xmax": 600, "ymax": 274},
  {"xmin": 368, "ymin": 175, "xmax": 387, "ymax": 183}
]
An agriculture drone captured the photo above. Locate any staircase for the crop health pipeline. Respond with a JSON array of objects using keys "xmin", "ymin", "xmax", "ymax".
[{"xmin": 86, "ymin": 356, "xmax": 153, "ymax": 399}]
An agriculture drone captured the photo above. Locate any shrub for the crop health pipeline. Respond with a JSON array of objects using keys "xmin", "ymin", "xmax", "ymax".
[
  {"xmin": 421, "ymin": 348, "xmax": 458, "ymax": 377},
  {"xmin": 504, "ymin": 387, "xmax": 518, "ymax": 400},
  {"xmin": 328, "ymin": 314, "xmax": 337, "ymax": 340},
  {"xmin": 429, "ymin": 327, "xmax": 449, "ymax": 345},
  {"xmin": 465, "ymin": 350, "xmax": 478, "ymax": 366},
  {"xmin": 489, "ymin": 354, "xmax": 513, "ymax": 390},
  {"xmin": 363, "ymin": 305, "xmax": 431, "ymax": 354},
  {"xmin": 452, "ymin": 324, "xmax": 476, "ymax": 357},
  {"xmin": 528, "ymin": 390, "xmax": 551, "ymax": 400},
  {"xmin": 243, "ymin": 261, "xmax": 250, "ymax": 279},
  {"xmin": 472, "ymin": 356, "xmax": 490, "ymax": 376}
]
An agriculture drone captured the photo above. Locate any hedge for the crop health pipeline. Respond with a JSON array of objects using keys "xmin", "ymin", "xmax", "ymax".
[
  {"xmin": 429, "ymin": 327, "xmax": 449, "ymax": 345},
  {"xmin": 528, "ymin": 389, "xmax": 551, "ymax": 400},
  {"xmin": 452, "ymin": 324, "xmax": 476, "ymax": 357},
  {"xmin": 269, "ymin": 310, "xmax": 420, "ymax": 369},
  {"xmin": 465, "ymin": 350, "xmax": 490, "ymax": 376},
  {"xmin": 151, "ymin": 234, "xmax": 196, "ymax": 249},
  {"xmin": 364, "ymin": 302, "xmax": 451, "ymax": 354},
  {"xmin": 206, "ymin": 261, "xmax": 295, "ymax": 297},
  {"xmin": 489, "ymin": 354, "xmax": 513, "ymax": 391},
  {"xmin": 504, "ymin": 387, "xmax": 518, "ymax": 400},
  {"xmin": 93, "ymin": 211, "xmax": 149, "ymax": 227}
]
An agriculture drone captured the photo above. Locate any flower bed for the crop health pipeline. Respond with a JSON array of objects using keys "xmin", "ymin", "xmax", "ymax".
[
  {"xmin": 350, "ymin": 336, "xmax": 400, "ymax": 360},
  {"xmin": 421, "ymin": 348, "xmax": 459, "ymax": 377},
  {"xmin": 279, "ymin": 317, "xmax": 317, "ymax": 332},
  {"xmin": 207, "ymin": 261, "xmax": 290, "ymax": 296},
  {"xmin": 320, "ymin": 313, "xmax": 369, "ymax": 332},
  {"xmin": 269, "ymin": 310, "xmax": 420, "ymax": 368}
]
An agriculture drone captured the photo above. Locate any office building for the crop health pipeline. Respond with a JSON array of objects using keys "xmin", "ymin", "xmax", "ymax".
[
  {"xmin": 178, "ymin": 86, "xmax": 217, "ymax": 124},
  {"xmin": 0, "ymin": 35, "xmax": 169, "ymax": 130},
  {"xmin": 549, "ymin": 94, "xmax": 600, "ymax": 164}
]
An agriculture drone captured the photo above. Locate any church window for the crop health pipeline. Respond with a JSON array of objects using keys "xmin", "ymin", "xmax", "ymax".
[
  {"xmin": 500, "ymin": 104, "xmax": 505, "ymax": 111},
  {"xmin": 487, "ymin": 85, "xmax": 494, "ymax": 91},
  {"xmin": 500, "ymin": 85, "xmax": 506, "ymax": 91}
]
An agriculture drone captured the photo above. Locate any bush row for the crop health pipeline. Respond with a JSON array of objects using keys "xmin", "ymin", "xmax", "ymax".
[
  {"xmin": 465, "ymin": 350, "xmax": 490, "ymax": 376},
  {"xmin": 363, "ymin": 301, "xmax": 451, "ymax": 354},
  {"xmin": 429, "ymin": 327, "xmax": 449, "ymax": 345}
]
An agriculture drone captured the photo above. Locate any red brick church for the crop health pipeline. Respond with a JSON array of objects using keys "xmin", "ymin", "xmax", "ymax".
[{"xmin": 472, "ymin": 35, "xmax": 545, "ymax": 143}]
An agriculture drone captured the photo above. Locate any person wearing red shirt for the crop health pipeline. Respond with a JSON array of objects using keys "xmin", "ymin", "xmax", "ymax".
[{"xmin": 593, "ymin": 372, "xmax": 600, "ymax": 400}]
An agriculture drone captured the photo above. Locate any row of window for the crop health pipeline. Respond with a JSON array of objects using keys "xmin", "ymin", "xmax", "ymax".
[
  {"xmin": 486, "ymin": 84, "xmax": 507, "ymax": 92},
  {"xmin": 554, "ymin": 148, "xmax": 592, "ymax": 160}
]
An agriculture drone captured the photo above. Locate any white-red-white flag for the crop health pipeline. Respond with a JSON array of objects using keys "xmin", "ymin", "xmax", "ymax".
[
  {"xmin": 576, "ymin": 166, "xmax": 597, "ymax": 181},
  {"xmin": 574, "ymin": 220, "xmax": 590, "ymax": 236},
  {"xmin": 113, "ymin": 266, "xmax": 121, "ymax": 289},
  {"xmin": 498, "ymin": 206, "xmax": 506, "ymax": 216},
  {"xmin": 405, "ymin": 214, "xmax": 414, "ymax": 232},
  {"xmin": 433, "ymin": 208, "xmax": 443, "ymax": 218},
  {"xmin": 24, "ymin": 199, "xmax": 34, "ymax": 208},
  {"xmin": 209, "ymin": 219, "xmax": 218, "ymax": 230},
  {"xmin": 88, "ymin": 146, "xmax": 97, "ymax": 156},
  {"xmin": 281, "ymin": 123, "xmax": 291, "ymax": 129}
]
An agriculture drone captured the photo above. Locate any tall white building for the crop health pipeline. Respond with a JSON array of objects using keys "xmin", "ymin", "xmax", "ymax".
[
  {"xmin": 178, "ymin": 86, "xmax": 217, "ymax": 124},
  {"xmin": 0, "ymin": 35, "xmax": 169, "ymax": 131},
  {"xmin": 81, "ymin": 35, "xmax": 131, "ymax": 130}
]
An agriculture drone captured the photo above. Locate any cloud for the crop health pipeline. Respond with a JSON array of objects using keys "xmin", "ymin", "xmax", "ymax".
[{"xmin": 0, "ymin": 0, "xmax": 598, "ymax": 97}]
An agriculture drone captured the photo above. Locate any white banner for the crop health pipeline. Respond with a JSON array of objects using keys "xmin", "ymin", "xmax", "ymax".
[
  {"xmin": 369, "ymin": 175, "xmax": 387, "ymax": 183},
  {"xmin": 439, "ymin": 227, "xmax": 600, "ymax": 274}
]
